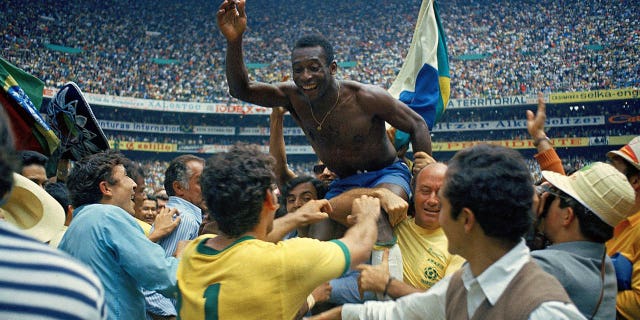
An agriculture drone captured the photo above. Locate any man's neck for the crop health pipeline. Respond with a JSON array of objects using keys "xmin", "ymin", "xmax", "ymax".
[
  {"xmin": 207, "ymin": 231, "xmax": 260, "ymax": 251},
  {"xmin": 466, "ymin": 238, "xmax": 517, "ymax": 277}
]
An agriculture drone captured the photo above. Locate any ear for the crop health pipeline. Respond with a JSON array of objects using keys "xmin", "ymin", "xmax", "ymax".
[
  {"xmin": 461, "ymin": 208, "xmax": 476, "ymax": 234},
  {"xmin": 562, "ymin": 207, "xmax": 575, "ymax": 227},
  {"xmin": 64, "ymin": 205, "xmax": 74, "ymax": 226},
  {"xmin": 99, "ymin": 181, "xmax": 112, "ymax": 197},
  {"xmin": 329, "ymin": 61, "xmax": 338, "ymax": 75},
  {"xmin": 264, "ymin": 189, "xmax": 278, "ymax": 211},
  {"xmin": 172, "ymin": 180, "xmax": 184, "ymax": 196},
  {"xmin": 629, "ymin": 173, "xmax": 640, "ymax": 192}
]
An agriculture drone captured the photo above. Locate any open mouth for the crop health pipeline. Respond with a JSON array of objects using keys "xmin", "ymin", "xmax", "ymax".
[{"xmin": 302, "ymin": 83, "xmax": 318, "ymax": 91}]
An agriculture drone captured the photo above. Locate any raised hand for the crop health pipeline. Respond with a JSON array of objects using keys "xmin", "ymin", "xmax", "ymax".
[
  {"xmin": 217, "ymin": 0, "xmax": 247, "ymax": 42},
  {"xmin": 526, "ymin": 92, "xmax": 547, "ymax": 140},
  {"xmin": 148, "ymin": 207, "xmax": 181, "ymax": 242}
]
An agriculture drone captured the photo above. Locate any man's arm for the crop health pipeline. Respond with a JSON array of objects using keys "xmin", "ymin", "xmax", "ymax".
[
  {"xmin": 217, "ymin": 0, "xmax": 290, "ymax": 107},
  {"xmin": 358, "ymin": 85, "xmax": 432, "ymax": 172},
  {"xmin": 337, "ymin": 196, "xmax": 381, "ymax": 268},
  {"xmin": 328, "ymin": 187, "xmax": 408, "ymax": 227},
  {"xmin": 356, "ymin": 249, "xmax": 423, "ymax": 299},
  {"xmin": 309, "ymin": 281, "xmax": 448, "ymax": 320},
  {"xmin": 269, "ymin": 107, "xmax": 297, "ymax": 187},
  {"xmin": 265, "ymin": 199, "xmax": 331, "ymax": 243},
  {"xmin": 526, "ymin": 93, "xmax": 565, "ymax": 175},
  {"xmin": 147, "ymin": 207, "xmax": 181, "ymax": 243}
]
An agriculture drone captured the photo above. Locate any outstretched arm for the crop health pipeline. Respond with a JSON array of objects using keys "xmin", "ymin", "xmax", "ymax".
[
  {"xmin": 328, "ymin": 187, "xmax": 408, "ymax": 228},
  {"xmin": 269, "ymin": 107, "xmax": 297, "ymax": 186},
  {"xmin": 266, "ymin": 199, "xmax": 331, "ymax": 243},
  {"xmin": 526, "ymin": 93, "xmax": 564, "ymax": 175},
  {"xmin": 217, "ymin": 0, "xmax": 290, "ymax": 107}
]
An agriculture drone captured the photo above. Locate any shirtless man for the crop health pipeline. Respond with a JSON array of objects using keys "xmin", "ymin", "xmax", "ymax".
[
  {"xmin": 218, "ymin": 0, "xmax": 431, "ymax": 223},
  {"xmin": 218, "ymin": 0, "xmax": 433, "ymax": 305}
]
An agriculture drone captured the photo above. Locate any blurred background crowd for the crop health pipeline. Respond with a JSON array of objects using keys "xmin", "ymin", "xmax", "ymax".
[{"xmin": 2, "ymin": 0, "xmax": 638, "ymax": 103}]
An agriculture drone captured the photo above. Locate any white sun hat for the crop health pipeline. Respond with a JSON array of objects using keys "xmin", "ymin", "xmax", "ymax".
[{"xmin": 541, "ymin": 162, "xmax": 635, "ymax": 227}]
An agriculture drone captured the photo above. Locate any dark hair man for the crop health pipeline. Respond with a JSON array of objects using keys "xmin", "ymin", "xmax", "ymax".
[
  {"xmin": 58, "ymin": 150, "xmax": 179, "ymax": 320},
  {"xmin": 176, "ymin": 143, "xmax": 381, "ymax": 319}
]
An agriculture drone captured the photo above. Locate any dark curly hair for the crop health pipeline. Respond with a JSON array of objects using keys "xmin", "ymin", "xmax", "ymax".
[
  {"xmin": 293, "ymin": 34, "xmax": 335, "ymax": 65},
  {"xmin": 200, "ymin": 143, "xmax": 275, "ymax": 238},
  {"xmin": 67, "ymin": 150, "xmax": 131, "ymax": 208},
  {"xmin": 444, "ymin": 144, "xmax": 533, "ymax": 243}
]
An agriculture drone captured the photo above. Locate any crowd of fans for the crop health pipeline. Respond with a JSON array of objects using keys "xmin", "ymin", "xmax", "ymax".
[
  {"xmin": 134, "ymin": 155, "xmax": 594, "ymax": 195},
  {"xmin": 3, "ymin": 0, "xmax": 638, "ymax": 104}
]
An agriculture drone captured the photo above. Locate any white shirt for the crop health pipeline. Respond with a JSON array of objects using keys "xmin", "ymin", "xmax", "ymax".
[{"xmin": 342, "ymin": 240, "xmax": 586, "ymax": 320}]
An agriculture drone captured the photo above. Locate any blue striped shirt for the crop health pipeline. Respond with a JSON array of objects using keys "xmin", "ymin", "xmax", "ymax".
[
  {"xmin": 145, "ymin": 196, "xmax": 202, "ymax": 317},
  {"xmin": 0, "ymin": 220, "xmax": 106, "ymax": 320}
]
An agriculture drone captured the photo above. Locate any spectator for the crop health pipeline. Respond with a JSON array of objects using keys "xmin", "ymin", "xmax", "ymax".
[
  {"xmin": 0, "ymin": 107, "xmax": 105, "ymax": 319},
  {"xmin": 19, "ymin": 150, "xmax": 49, "ymax": 188},
  {"xmin": 532, "ymin": 162, "xmax": 636, "ymax": 319},
  {"xmin": 145, "ymin": 154, "xmax": 205, "ymax": 320},
  {"xmin": 605, "ymin": 137, "xmax": 640, "ymax": 320},
  {"xmin": 356, "ymin": 163, "xmax": 465, "ymax": 300},
  {"xmin": 58, "ymin": 150, "xmax": 179, "ymax": 320},
  {"xmin": 313, "ymin": 144, "xmax": 584, "ymax": 320},
  {"xmin": 176, "ymin": 143, "xmax": 381, "ymax": 319}
]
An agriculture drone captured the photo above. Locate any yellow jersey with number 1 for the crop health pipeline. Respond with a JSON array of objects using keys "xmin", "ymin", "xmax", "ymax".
[{"xmin": 176, "ymin": 235, "xmax": 349, "ymax": 320}]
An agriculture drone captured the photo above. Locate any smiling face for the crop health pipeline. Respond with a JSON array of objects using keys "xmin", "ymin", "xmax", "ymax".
[
  {"xmin": 413, "ymin": 163, "xmax": 447, "ymax": 230},
  {"xmin": 105, "ymin": 164, "xmax": 137, "ymax": 214},
  {"xmin": 136, "ymin": 199, "xmax": 158, "ymax": 225},
  {"xmin": 291, "ymin": 46, "xmax": 337, "ymax": 102}
]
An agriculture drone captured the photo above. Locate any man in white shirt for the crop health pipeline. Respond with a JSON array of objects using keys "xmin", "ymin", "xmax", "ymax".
[{"xmin": 311, "ymin": 144, "xmax": 586, "ymax": 320}]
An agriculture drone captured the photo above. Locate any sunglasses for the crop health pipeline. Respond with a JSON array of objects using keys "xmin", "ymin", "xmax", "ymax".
[
  {"xmin": 313, "ymin": 164, "xmax": 327, "ymax": 175},
  {"xmin": 536, "ymin": 184, "xmax": 570, "ymax": 201}
]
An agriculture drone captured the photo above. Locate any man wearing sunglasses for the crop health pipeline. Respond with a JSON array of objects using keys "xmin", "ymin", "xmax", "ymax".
[
  {"xmin": 532, "ymin": 162, "xmax": 636, "ymax": 319},
  {"xmin": 527, "ymin": 93, "xmax": 640, "ymax": 319}
]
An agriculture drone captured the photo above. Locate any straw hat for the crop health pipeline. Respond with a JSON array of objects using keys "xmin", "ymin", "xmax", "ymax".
[
  {"xmin": 607, "ymin": 136, "xmax": 640, "ymax": 171},
  {"xmin": 542, "ymin": 162, "xmax": 635, "ymax": 227},
  {"xmin": 0, "ymin": 172, "xmax": 66, "ymax": 242}
]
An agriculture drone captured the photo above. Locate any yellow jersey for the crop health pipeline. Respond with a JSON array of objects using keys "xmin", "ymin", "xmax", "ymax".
[
  {"xmin": 177, "ymin": 235, "xmax": 349, "ymax": 320},
  {"xmin": 396, "ymin": 218, "xmax": 465, "ymax": 289}
]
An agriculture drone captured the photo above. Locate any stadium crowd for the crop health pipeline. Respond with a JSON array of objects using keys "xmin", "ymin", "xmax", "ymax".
[
  {"xmin": 2, "ymin": 0, "xmax": 640, "ymax": 318},
  {"xmin": 2, "ymin": 0, "xmax": 638, "ymax": 103}
]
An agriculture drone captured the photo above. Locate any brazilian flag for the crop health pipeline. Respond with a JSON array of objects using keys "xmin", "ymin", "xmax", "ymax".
[{"xmin": 0, "ymin": 57, "xmax": 59, "ymax": 156}]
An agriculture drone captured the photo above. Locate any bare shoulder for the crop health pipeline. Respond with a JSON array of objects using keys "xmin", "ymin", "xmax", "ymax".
[
  {"xmin": 344, "ymin": 80, "xmax": 397, "ymax": 110},
  {"xmin": 277, "ymin": 81, "xmax": 303, "ymax": 110},
  {"xmin": 277, "ymin": 81, "xmax": 300, "ymax": 97},
  {"xmin": 343, "ymin": 80, "xmax": 388, "ymax": 96}
]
